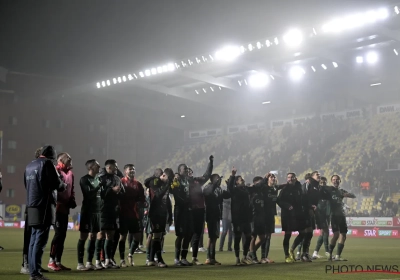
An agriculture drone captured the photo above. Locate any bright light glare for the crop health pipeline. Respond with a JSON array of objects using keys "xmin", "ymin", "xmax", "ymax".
[
  {"xmin": 366, "ymin": 52, "xmax": 378, "ymax": 64},
  {"xmin": 394, "ymin": 49, "xmax": 399, "ymax": 56},
  {"xmin": 262, "ymin": 101, "xmax": 271, "ymax": 105},
  {"xmin": 106, "ymin": 80, "xmax": 111, "ymax": 86},
  {"xmin": 122, "ymin": 76, "xmax": 127, "ymax": 82},
  {"xmin": 311, "ymin": 66, "xmax": 316, "ymax": 72},
  {"xmin": 157, "ymin": 66, "xmax": 163, "ymax": 73},
  {"xmin": 145, "ymin": 70, "xmax": 151, "ymax": 76},
  {"xmin": 215, "ymin": 46, "xmax": 241, "ymax": 61},
  {"xmin": 117, "ymin": 77, "xmax": 122, "ymax": 83},
  {"xmin": 248, "ymin": 73, "xmax": 269, "ymax": 88},
  {"xmin": 289, "ymin": 66, "xmax": 305, "ymax": 81},
  {"xmin": 395, "ymin": 6, "xmax": 400, "ymax": 15},
  {"xmin": 181, "ymin": 115, "xmax": 185, "ymax": 118},
  {"xmin": 283, "ymin": 29, "xmax": 303, "ymax": 47},
  {"xmin": 167, "ymin": 63, "xmax": 175, "ymax": 71},
  {"xmin": 101, "ymin": 81, "xmax": 106, "ymax": 87},
  {"xmin": 377, "ymin": 8, "xmax": 389, "ymax": 20},
  {"xmin": 151, "ymin": 68, "xmax": 157, "ymax": 75},
  {"xmin": 332, "ymin": 62, "xmax": 338, "ymax": 68},
  {"xmin": 96, "ymin": 82, "xmax": 101, "ymax": 88},
  {"xmin": 113, "ymin": 78, "xmax": 117, "ymax": 84},
  {"xmin": 322, "ymin": 8, "xmax": 390, "ymax": 33},
  {"xmin": 321, "ymin": 64, "xmax": 327, "ymax": 70},
  {"xmin": 356, "ymin": 56, "xmax": 364, "ymax": 63}
]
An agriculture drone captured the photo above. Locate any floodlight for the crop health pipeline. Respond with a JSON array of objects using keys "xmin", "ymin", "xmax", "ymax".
[
  {"xmin": 270, "ymin": 75, "xmax": 275, "ymax": 80},
  {"xmin": 356, "ymin": 56, "xmax": 364, "ymax": 63},
  {"xmin": 248, "ymin": 72, "xmax": 269, "ymax": 88},
  {"xmin": 248, "ymin": 44, "xmax": 254, "ymax": 51},
  {"xmin": 151, "ymin": 68, "xmax": 157, "ymax": 75},
  {"xmin": 262, "ymin": 101, "xmax": 271, "ymax": 105},
  {"xmin": 256, "ymin": 42, "xmax": 262, "ymax": 49},
  {"xmin": 117, "ymin": 77, "xmax": 122, "ymax": 83},
  {"xmin": 366, "ymin": 52, "xmax": 378, "ymax": 64},
  {"xmin": 195, "ymin": 90, "xmax": 199, "ymax": 94},
  {"xmin": 311, "ymin": 66, "xmax": 316, "ymax": 72},
  {"xmin": 394, "ymin": 49, "xmax": 398, "ymax": 56},
  {"xmin": 113, "ymin": 78, "xmax": 117, "ymax": 84},
  {"xmin": 332, "ymin": 62, "xmax": 338, "ymax": 68},
  {"xmin": 274, "ymin": 37, "xmax": 279, "ymax": 45},
  {"xmin": 101, "ymin": 81, "xmax": 106, "ymax": 87},
  {"xmin": 289, "ymin": 66, "xmax": 305, "ymax": 81},
  {"xmin": 122, "ymin": 76, "xmax": 127, "ymax": 82},
  {"xmin": 181, "ymin": 115, "xmax": 185, "ymax": 118},
  {"xmin": 167, "ymin": 63, "xmax": 175, "ymax": 71},
  {"xmin": 283, "ymin": 29, "xmax": 303, "ymax": 47},
  {"xmin": 215, "ymin": 46, "xmax": 241, "ymax": 61},
  {"xmin": 128, "ymin": 75, "xmax": 133, "ymax": 80},
  {"xmin": 377, "ymin": 8, "xmax": 389, "ymax": 20},
  {"xmin": 106, "ymin": 80, "xmax": 111, "ymax": 86},
  {"xmin": 395, "ymin": 6, "xmax": 400, "ymax": 15},
  {"xmin": 240, "ymin": 46, "xmax": 246, "ymax": 53},
  {"xmin": 96, "ymin": 82, "xmax": 101, "ymax": 88},
  {"xmin": 321, "ymin": 64, "xmax": 327, "ymax": 70},
  {"xmin": 210, "ymin": 87, "xmax": 214, "ymax": 92},
  {"xmin": 145, "ymin": 70, "xmax": 151, "ymax": 76},
  {"xmin": 266, "ymin": 40, "xmax": 271, "ymax": 47}
]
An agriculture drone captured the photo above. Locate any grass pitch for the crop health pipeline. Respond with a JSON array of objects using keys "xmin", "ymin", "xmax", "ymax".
[{"xmin": 0, "ymin": 228, "xmax": 399, "ymax": 280}]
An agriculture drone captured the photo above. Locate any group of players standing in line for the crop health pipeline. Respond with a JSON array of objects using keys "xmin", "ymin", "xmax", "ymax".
[{"xmin": 22, "ymin": 145, "xmax": 356, "ymax": 280}]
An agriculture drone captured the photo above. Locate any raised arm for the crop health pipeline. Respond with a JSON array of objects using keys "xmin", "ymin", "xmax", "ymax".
[{"xmin": 194, "ymin": 155, "xmax": 214, "ymax": 185}]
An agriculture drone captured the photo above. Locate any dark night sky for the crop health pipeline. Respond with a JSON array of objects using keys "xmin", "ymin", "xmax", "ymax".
[{"xmin": 0, "ymin": 0, "xmax": 395, "ymax": 83}]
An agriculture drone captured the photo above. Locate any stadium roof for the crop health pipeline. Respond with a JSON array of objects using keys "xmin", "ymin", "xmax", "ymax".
[{"xmin": 2, "ymin": 1, "xmax": 400, "ymax": 130}]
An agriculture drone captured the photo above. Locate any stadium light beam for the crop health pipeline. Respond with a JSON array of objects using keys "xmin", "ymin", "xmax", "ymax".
[
  {"xmin": 283, "ymin": 29, "xmax": 303, "ymax": 47},
  {"xmin": 248, "ymin": 72, "xmax": 270, "ymax": 88},
  {"xmin": 215, "ymin": 46, "xmax": 241, "ymax": 62},
  {"xmin": 289, "ymin": 66, "xmax": 305, "ymax": 81},
  {"xmin": 366, "ymin": 52, "xmax": 378, "ymax": 64}
]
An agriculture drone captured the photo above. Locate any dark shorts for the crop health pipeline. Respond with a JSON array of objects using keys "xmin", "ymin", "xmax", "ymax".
[
  {"xmin": 305, "ymin": 212, "xmax": 316, "ymax": 230},
  {"xmin": 79, "ymin": 213, "xmax": 101, "ymax": 233},
  {"xmin": 174, "ymin": 207, "xmax": 194, "ymax": 237},
  {"xmin": 100, "ymin": 213, "xmax": 117, "ymax": 231},
  {"xmin": 150, "ymin": 216, "xmax": 168, "ymax": 234},
  {"xmin": 265, "ymin": 214, "xmax": 275, "ymax": 234},
  {"xmin": 119, "ymin": 217, "xmax": 142, "ymax": 234},
  {"xmin": 233, "ymin": 222, "xmax": 251, "ymax": 235},
  {"xmin": 251, "ymin": 217, "xmax": 266, "ymax": 236},
  {"xmin": 281, "ymin": 214, "xmax": 306, "ymax": 232},
  {"xmin": 331, "ymin": 215, "xmax": 347, "ymax": 234},
  {"xmin": 315, "ymin": 211, "xmax": 329, "ymax": 230},
  {"xmin": 206, "ymin": 218, "xmax": 220, "ymax": 239}
]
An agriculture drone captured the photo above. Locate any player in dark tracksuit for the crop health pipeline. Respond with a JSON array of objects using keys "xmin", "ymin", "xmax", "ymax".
[
  {"xmin": 171, "ymin": 156, "xmax": 213, "ymax": 266},
  {"xmin": 145, "ymin": 168, "xmax": 176, "ymax": 267},
  {"xmin": 203, "ymin": 174, "xmax": 230, "ymax": 265},
  {"xmin": 277, "ymin": 172, "xmax": 308, "ymax": 263},
  {"xmin": 260, "ymin": 173, "xmax": 280, "ymax": 264},
  {"xmin": 227, "ymin": 167, "xmax": 252, "ymax": 266},
  {"xmin": 312, "ymin": 176, "xmax": 331, "ymax": 259},
  {"xmin": 189, "ymin": 159, "xmax": 213, "ymax": 266},
  {"xmin": 247, "ymin": 176, "xmax": 268, "ymax": 264},
  {"xmin": 300, "ymin": 171, "xmax": 321, "ymax": 262},
  {"xmin": 97, "ymin": 159, "xmax": 124, "ymax": 269}
]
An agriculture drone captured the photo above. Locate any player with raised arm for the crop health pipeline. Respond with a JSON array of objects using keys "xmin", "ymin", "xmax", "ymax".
[
  {"xmin": 322, "ymin": 175, "xmax": 356, "ymax": 261},
  {"xmin": 227, "ymin": 167, "xmax": 252, "ymax": 266}
]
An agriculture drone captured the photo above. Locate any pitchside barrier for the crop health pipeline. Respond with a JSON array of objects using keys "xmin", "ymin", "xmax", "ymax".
[{"xmin": 2, "ymin": 217, "xmax": 400, "ymax": 238}]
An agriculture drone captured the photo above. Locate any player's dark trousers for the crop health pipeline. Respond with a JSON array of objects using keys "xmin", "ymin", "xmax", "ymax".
[
  {"xmin": 219, "ymin": 219, "xmax": 233, "ymax": 250},
  {"xmin": 191, "ymin": 208, "xmax": 205, "ymax": 258},
  {"xmin": 29, "ymin": 225, "xmax": 50, "ymax": 277},
  {"xmin": 49, "ymin": 212, "xmax": 68, "ymax": 262},
  {"xmin": 22, "ymin": 214, "xmax": 32, "ymax": 266}
]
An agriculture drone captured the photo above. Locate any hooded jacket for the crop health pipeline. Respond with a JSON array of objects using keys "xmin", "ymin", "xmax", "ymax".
[{"xmin": 24, "ymin": 146, "xmax": 67, "ymax": 226}]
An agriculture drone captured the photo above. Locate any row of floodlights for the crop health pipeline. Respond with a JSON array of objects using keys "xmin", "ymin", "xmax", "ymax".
[{"xmin": 97, "ymin": 6, "xmax": 398, "ymax": 89}]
